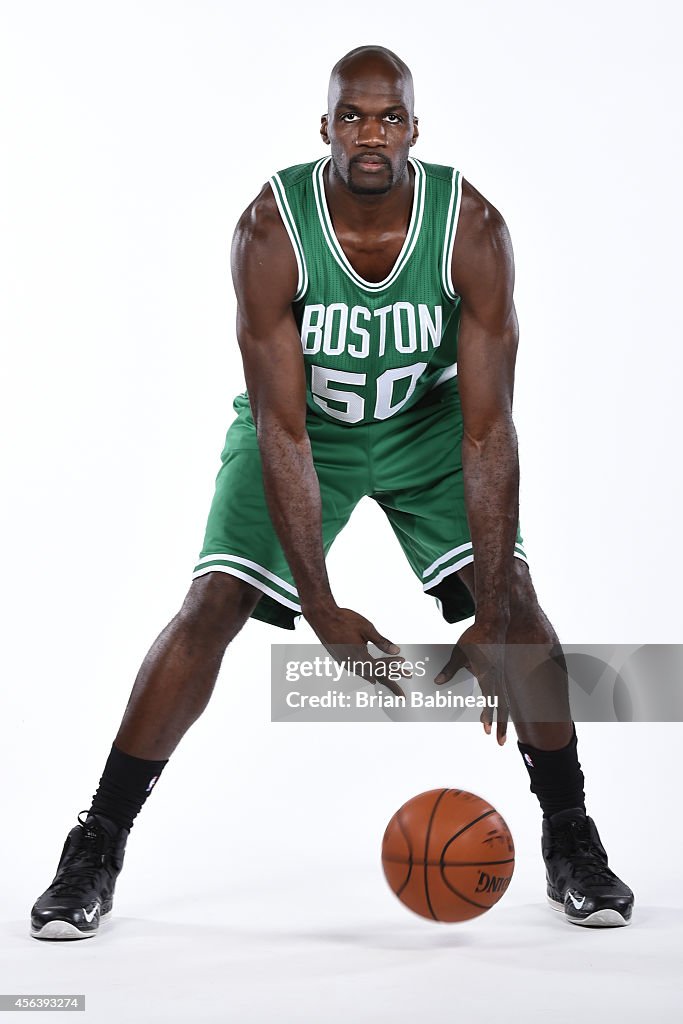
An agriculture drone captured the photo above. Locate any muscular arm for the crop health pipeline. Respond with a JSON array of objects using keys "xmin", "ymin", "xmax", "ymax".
[
  {"xmin": 231, "ymin": 184, "xmax": 401, "ymax": 676},
  {"xmin": 231, "ymin": 184, "xmax": 335, "ymax": 618},
  {"xmin": 451, "ymin": 180, "xmax": 520, "ymax": 627}
]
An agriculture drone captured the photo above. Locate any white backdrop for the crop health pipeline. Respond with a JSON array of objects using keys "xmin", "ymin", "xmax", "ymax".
[{"xmin": 1, "ymin": 2, "xmax": 682, "ymax": 1021}]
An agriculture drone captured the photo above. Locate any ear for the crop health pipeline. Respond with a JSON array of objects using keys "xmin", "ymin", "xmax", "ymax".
[
  {"xmin": 410, "ymin": 115, "xmax": 419, "ymax": 148},
  {"xmin": 320, "ymin": 114, "xmax": 330, "ymax": 146}
]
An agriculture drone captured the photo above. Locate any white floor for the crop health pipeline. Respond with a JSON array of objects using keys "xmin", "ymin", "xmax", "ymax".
[
  {"xmin": 4, "ymin": 860, "xmax": 682, "ymax": 1023},
  {"xmin": 4, "ymin": 719, "xmax": 683, "ymax": 1022}
]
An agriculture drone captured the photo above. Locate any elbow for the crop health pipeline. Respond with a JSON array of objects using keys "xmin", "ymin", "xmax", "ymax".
[
  {"xmin": 463, "ymin": 415, "xmax": 517, "ymax": 454},
  {"xmin": 256, "ymin": 414, "xmax": 309, "ymax": 450}
]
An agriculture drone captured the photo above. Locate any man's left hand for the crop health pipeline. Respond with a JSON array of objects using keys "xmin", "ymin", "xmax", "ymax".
[{"xmin": 434, "ymin": 622, "xmax": 509, "ymax": 744}]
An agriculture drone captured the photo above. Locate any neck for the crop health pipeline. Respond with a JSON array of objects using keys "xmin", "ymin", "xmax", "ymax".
[{"xmin": 324, "ymin": 158, "xmax": 414, "ymax": 232}]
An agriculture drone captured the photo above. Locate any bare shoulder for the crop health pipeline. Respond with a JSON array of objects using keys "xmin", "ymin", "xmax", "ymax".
[
  {"xmin": 452, "ymin": 178, "xmax": 515, "ymax": 300},
  {"xmin": 456, "ymin": 178, "xmax": 512, "ymax": 253},
  {"xmin": 234, "ymin": 182, "xmax": 285, "ymax": 244},
  {"xmin": 231, "ymin": 181, "xmax": 298, "ymax": 302}
]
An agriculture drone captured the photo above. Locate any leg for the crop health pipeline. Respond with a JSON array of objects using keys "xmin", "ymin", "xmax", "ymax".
[
  {"xmin": 114, "ymin": 571, "xmax": 262, "ymax": 759},
  {"xmin": 30, "ymin": 571, "xmax": 263, "ymax": 940},
  {"xmin": 455, "ymin": 560, "xmax": 634, "ymax": 926}
]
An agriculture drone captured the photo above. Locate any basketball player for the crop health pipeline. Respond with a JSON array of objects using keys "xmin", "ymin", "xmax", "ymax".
[{"xmin": 30, "ymin": 46, "xmax": 634, "ymax": 938}]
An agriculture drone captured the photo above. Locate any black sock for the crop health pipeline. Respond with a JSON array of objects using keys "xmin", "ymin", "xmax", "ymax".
[
  {"xmin": 517, "ymin": 725, "xmax": 586, "ymax": 819},
  {"xmin": 89, "ymin": 743, "xmax": 168, "ymax": 831}
]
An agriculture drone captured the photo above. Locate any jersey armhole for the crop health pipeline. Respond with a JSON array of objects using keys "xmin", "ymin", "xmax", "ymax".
[
  {"xmin": 268, "ymin": 173, "xmax": 309, "ymax": 302},
  {"xmin": 441, "ymin": 168, "xmax": 463, "ymax": 302}
]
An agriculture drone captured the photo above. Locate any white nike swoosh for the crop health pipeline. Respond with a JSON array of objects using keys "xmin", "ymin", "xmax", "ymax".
[
  {"xmin": 567, "ymin": 892, "xmax": 586, "ymax": 909},
  {"xmin": 82, "ymin": 902, "xmax": 100, "ymax": 923}
]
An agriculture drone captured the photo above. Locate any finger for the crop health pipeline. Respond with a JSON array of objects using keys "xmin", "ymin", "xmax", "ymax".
[
  {"xmin": 496, "ymin": 696, "xmax": 509, "ymax": 746},
  {"xmin": 358, "ymin": 656, "xmax": 407, "ymax": 698},
  {"xmin": 349, "ymin": 655, "xmax": 407, "ymax": 699},
  {"xmin": 434, "ymin": 645, "xmax": 470, "ymax": 685},
  {"xmin": 371, "ymin": 655, "xmax": 408, "ymax": 699},
  {"xmin": 378, "ymin": 675, "xmax": 406, "ymax": 700},
  {"xmin": 334, "ymin": 645, "xmax": 400, "ymax": 680},
  {"xmin": 366, "ymin": 629, "xmax": 400, "ymax": 656},
  {"xmin": 478, "ymin": 664, "xmax": 506, "ymax": 737},
  {"xmin": 367, "ymin": 654, "xmax": 408, "ymax": 675}
]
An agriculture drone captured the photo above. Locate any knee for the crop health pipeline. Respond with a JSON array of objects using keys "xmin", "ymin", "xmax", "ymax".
[{"xmin": 178, "ymin": 571, "xmax": 262, "ymax": 640}]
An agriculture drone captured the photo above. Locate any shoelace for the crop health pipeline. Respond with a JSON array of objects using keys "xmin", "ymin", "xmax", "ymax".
[
  {"xmin": 554, "ymin": 819, "xmax": 617, "ymax": 887},
  {"xmin": 49, "ymin": 816, "xmax": 111, "ymax": 897}
]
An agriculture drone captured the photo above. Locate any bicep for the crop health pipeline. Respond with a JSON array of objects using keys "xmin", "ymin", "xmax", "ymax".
[
  {"xmin": 451, "ymin": 182, "xmax": 519, "ymax": 441},
  {"xmin": 231, "ymin": 185, "xmax": 307, "ymax": 439}
]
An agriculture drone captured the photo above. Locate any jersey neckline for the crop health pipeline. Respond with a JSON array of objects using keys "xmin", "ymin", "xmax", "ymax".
[{"xmin": 311, "ymin": 155, "xmax": 426, "ymax": 293}]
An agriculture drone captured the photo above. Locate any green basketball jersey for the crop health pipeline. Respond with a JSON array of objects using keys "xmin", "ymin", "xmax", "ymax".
[{"xmin": 269, "ymin": 157, "xmax": 463, "ymax": 427}]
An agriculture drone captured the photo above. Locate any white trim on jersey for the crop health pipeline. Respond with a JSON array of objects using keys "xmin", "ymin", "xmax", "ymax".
[
  {"xmin": 312, "ymin": 155, "xmax": 426, "ymax": 292},
  {"xmin": 269, "ymin": 172, "xmax": 309, "ymax": 301},
  {"xmin": 194, "ymin": 552, "xmax": 299, "ymax": 596},
  {"xmin": 441, "ymin": 167, "xmax": 463, "ymax": 301},
  {"xmin": 446, "ymin": 169, "xmax": 463, "ymax": 299},
  {"xmin": 423, "ymin": 553, "xmax": 475, "ymax": 590},
  {"xmin": 431, "ymin": 362, "xmax": 458, "ymax": 388},
  {"xmin": 191, "ymin": 564, "xmax": 302, "ymax": 613},
  {"xmin": 423, "ymin": 541, "xmax": 474, "ymax": 579},
  {"xmin": 441, "ymin": 168, "xmax": 457, "ymax": 299},
  {"xmin": 423, "ymin": 549, "xmax": 529, "ymax": 592}
]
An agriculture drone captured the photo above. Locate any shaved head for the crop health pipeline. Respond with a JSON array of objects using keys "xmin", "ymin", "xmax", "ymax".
[
  {"xmin": 321, "ymin": 45, "xmax": 418, "ymax": 196},
  {"xmin": 327, "ymin": 45, "xmax": 414, "ymax": 116}
]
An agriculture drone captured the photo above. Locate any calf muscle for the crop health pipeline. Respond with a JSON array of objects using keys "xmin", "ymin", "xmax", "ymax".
[{"xmin": 115, "ymin": 574, "xmax": 261, "ymax": 760}]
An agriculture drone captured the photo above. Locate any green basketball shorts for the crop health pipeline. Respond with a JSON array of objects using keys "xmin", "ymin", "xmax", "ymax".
[{"xmin": 193, "ymin": 379, "xmax": 527, "ymax": 629}]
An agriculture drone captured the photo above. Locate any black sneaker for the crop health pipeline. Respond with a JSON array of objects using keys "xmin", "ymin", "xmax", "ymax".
[
  {"xmin": 30, "ymin": 812, "xmax": 129, "ymax": 940},
  {"xmin": 542, "ymin": 807, "xmax": 634, "ymax": 927}
]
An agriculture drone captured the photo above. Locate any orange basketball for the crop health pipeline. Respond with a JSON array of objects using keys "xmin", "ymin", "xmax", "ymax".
[{"xmin": 381, "ymin": 788, "xmax": 515, "ymax": 922}]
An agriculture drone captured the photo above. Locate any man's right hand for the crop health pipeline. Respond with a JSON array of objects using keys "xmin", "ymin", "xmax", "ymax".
[{"xmin": 305, "ymin": 603, "xmax": 408, "ymax": 698}]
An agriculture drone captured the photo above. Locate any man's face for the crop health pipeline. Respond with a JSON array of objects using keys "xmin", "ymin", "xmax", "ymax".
[{"xmin": 321, "ymin": 62, "xmax": 419, "ymax": 195}]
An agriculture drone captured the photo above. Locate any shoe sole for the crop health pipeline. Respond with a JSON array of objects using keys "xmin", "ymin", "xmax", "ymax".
[
  {"xmin": 30, "ymin": 911, "xmax": 111, "ymax": 941},
  {"xmin": 547, "ymin": 896, "xmax": 631, "ymax": 927}
]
